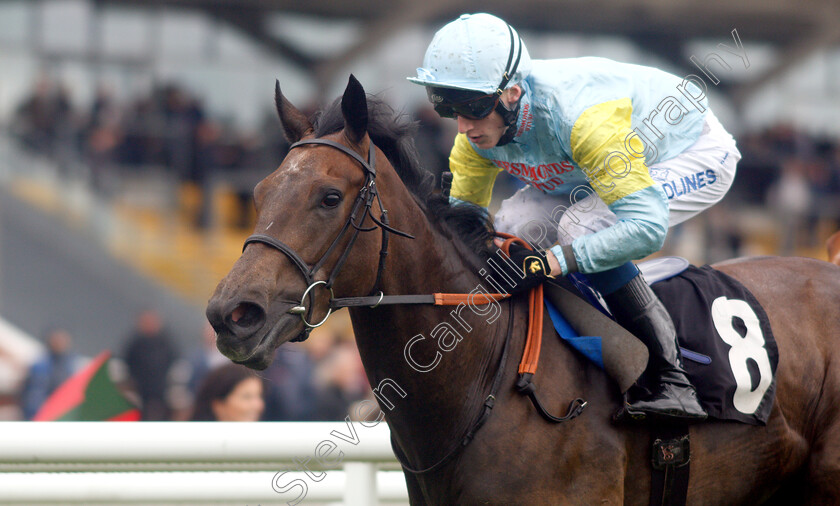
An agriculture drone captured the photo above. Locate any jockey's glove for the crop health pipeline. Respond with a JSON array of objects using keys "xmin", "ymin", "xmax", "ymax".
[{"xmin": 500, "ymin": 243, "xmax": 554, "ymax": 294}]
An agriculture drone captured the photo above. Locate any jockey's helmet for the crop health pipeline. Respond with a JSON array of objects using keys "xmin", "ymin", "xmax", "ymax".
[
  {"xmin": 408, "ymin": 13, "xmax": 530, "ymax": 144},
  {"xmin": 408, "ymin": 13, "xmax": 531, "ymax": 95}
]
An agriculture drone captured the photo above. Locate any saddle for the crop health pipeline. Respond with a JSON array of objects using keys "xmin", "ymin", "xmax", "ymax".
[{"xmin": 548, "ymin": 257, "xmax": 778, "ymax": 426}]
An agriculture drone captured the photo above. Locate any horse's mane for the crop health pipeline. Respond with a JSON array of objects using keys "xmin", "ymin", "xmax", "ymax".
[{"xmin": 312, "ymin": 95, "xmax": 496, "ymax": 265}]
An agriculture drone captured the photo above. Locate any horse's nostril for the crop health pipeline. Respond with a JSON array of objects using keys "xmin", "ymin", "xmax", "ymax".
[{"xmin": 228, "ymin": 302, "xmax": 265, "ymax": 330}]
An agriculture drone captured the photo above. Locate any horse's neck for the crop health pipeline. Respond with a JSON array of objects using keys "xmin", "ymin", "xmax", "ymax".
[
  {"xmin": 349, "ymin": 259, "xmax": 508, "ymax": 468},
  {"xmin": 348, "ymin": 167, "xmax": 510, "ymax": 465}
]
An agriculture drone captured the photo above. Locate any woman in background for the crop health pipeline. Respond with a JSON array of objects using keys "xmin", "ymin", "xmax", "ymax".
[{"xmin": 190, "ymin": 363, "xmax": 264, "ymax": 422}]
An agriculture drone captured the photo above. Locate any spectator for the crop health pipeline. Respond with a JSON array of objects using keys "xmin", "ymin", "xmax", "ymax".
[
  {"xmin": 192, "ymin": 118, "xmax": 224, "ymax": 228},
  {"xmin": 767, "ymin": 157, "xmax": 812, "ymax": 255},
  {"xmin": 123, "ymin": 309, "xmax": 179, "ymax": 420},
  {"xmin": 19, "ymin": 328, "xmax": 84, "ymax": 420},
  {"xmin": 161, "ymin": 84, "xmax": 204, "ymax": 183},
  {"xmin": 51, "ymin": 82, "xmax": 77, "ymax": 174},
  {"xmin": 13, "ymin": 75, "xmax": 65, "ymax": 155},
  {"xmin": 312, "ymin": 341, "xmax": 369, "ymax": 421},
  {"xmin": 0, "ymin": 344, "xmax": 25, "ymax": 417},
  {"xmin": 84, "ymin": 84, "xmax": 122, "ymax": 193},
  {"xmin": 120, "ymin": 96, "xmax": 164, "ymax": 166},
  {"xmin": 186, "ymin": 321, "xmax": 228, "ymax": 396},
  {"xmin": 190, "ymin": 363, "xmax": 264, "ymax": 421},
  {"xmin": 260, "ymin": 345, "xmax": 318, "ymax": 421}
]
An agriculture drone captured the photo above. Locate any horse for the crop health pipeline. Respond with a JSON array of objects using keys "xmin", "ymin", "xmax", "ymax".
[
  {"xmin": 828, "ymin": 231, "xmax": 840, "ymax": 266},
  {"xmin": 206, "ymin": 76, "xmax": 840, "ymax": 505}
]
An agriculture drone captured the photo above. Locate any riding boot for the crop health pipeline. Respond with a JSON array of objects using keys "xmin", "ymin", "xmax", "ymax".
[{"xmin": 603, "ymin": 273, "xmax": 707, "ymax": 422}]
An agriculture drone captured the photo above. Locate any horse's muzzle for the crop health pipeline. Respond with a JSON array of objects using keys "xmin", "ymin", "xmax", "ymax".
[{"xmin": 206, "ymin": 298, "xmax": 267, "ymax": 343}]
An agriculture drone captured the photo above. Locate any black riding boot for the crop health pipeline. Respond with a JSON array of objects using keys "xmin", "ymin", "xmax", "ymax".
[{"xmin": 604, "ymin": 273, "xmax": 707, "ymax": 422}]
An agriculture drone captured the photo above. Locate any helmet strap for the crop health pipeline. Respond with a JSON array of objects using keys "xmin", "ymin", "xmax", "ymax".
[
  {"xmin": 494, "ymin": 24, "xmax": 523, "ymax": 147},
  {"xmin": 495, "ymin": 98, "xmax": 521, "ymax": 146}
]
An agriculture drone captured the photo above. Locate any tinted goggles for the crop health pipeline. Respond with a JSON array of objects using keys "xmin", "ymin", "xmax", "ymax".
[{"xmin": 427, "ymin": 87, "xmax": 501, "ymax": 120}]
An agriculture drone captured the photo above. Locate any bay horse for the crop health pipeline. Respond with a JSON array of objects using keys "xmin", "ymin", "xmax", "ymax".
[{"xmin": 206, "ymin": 76, "xmax": 840, "ymax": 505}]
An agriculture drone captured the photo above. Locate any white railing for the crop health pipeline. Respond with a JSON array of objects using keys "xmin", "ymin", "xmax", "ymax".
[{"xmin": 0, "ymin": 422, "xmax": 409, "ymax": 505}]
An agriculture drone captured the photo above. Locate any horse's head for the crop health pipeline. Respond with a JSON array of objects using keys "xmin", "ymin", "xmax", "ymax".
[{"xmin": 206, "ymin": 76, "xmax": 393, "ymax": 369}]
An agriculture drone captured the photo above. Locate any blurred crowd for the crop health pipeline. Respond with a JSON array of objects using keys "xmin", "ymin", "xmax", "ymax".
[
  {"xmin": 689, "ymin": 125, "xmax": 840, "ymax": 263},
  {"xmin": 8, "ymin": 76, "xmax": 454, "ymax": 230},
  {"xmin": 10, "ymin": 75, "xmax": 294, "ymax": 228},
  {"xmin": 0, "ymin": 308, "xmax": 373, "ymax": 422},
  {"xmin": 10, "ymin": 76, "xmax": 840, "ymax": 253},
  {"xmin": 733, "ymin": 125, "xmax": 840, "ymax": 255}
]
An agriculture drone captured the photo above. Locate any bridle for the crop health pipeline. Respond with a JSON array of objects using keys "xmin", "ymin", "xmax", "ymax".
[
  {"xmin": 242, "ymin": 137, "xmax": 414, "ymax": 342},
  {"xmin": 241, "ymin": 135, "xmax": 586, "ymax": 472}
]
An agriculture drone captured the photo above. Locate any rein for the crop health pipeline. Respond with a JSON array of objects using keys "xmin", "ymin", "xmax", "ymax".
[
  {"xmin": 390, "ymin": 297, "xmax": 517, "ymax": 475},
  {"xmin": 244, "ymin": 137, "xmax": 586, "ymax": 473}
]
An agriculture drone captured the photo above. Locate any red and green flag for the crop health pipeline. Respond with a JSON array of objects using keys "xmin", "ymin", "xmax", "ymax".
[{"xmin": 33, "ymin": 350, "xmax": 140, "ymax": 421}]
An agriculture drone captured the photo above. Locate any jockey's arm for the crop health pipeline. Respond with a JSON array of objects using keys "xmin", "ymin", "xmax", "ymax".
[
  {"xmin": 547, "ymin": 98, "xmax": 669, "ymax": 276},
  {"xmin": 449, "ymin": 136, "xmax": 568, "ymax": 278}
]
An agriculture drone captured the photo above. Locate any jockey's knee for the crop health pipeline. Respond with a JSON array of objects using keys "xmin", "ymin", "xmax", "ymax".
[
  {"xmin": 556, "ymin": 197, "xmax": 616, "ymax": 246},
  {"xmin": 494, "ymin": 216, "xmax": 557, "ymax": 249},
  {"xmin": 494, "ymin": 201, "xmax": 558, "ymax": 249}
]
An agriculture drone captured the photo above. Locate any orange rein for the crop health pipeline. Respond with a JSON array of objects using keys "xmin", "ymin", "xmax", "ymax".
[{"xmin": 431, "ymin": 232, "xmax": 543, "ymax": 376}]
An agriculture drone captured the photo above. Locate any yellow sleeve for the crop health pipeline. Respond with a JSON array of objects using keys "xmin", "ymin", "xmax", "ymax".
[
  {"xmin": 570, "ymin": 98, "xmax": 655, "ymax": 206},
  {"xmin": 448, "ymin": 133, "xmax": 503, "ymax": 208}
]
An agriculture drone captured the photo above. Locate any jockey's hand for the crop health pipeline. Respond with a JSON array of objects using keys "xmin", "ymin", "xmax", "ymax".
[{"xmin": 498, "ymin": 243, "xmax": 555, "ymax": 294}]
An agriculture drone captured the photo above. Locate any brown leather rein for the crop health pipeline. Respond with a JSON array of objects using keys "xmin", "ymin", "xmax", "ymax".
[{"xmin": 243, "ymin": 137, "xmax": 586, "ymax": 474}]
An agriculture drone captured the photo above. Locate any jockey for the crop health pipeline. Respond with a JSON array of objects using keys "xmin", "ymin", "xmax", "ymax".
[{"xmin": 409, "ymin": 13, "xmax": 740, "ymax": 422}]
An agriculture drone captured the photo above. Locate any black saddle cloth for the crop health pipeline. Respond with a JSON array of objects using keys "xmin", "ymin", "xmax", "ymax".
[{"xmin": 651, "ymin": 265, "xmax": 778, "ymax": 425}]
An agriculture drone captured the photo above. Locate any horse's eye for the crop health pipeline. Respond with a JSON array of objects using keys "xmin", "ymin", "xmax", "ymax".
[{"xmin": 321, "ymin": 192, "xmax": 342, "ymax": 208}]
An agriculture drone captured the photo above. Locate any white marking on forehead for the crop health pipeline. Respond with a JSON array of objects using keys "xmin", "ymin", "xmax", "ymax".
[
  {"xmin": 265, "ymin": 221, "xmax": 274, "ymax": 231},
  {"xmin": 282, "ymin": 157, "xmax": 305, "ymax": 175}
]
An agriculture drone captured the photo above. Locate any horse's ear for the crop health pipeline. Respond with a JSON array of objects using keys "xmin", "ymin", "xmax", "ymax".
[
  {"xmin": 275, "ymin": 80, "xmax": 313, "ymax": 143},
  {"xmin": 341, "ymin": 74, "xmax": 368, "ymax": 145}
]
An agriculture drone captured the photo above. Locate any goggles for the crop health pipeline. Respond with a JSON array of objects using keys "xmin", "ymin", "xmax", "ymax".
[
  {"xmin": 427, "ymin": 87, "xmax": 502, "ymax": 120},
  {"xmin": 426, "ymin": 22, "xmax": 523, "ymax": 121}
]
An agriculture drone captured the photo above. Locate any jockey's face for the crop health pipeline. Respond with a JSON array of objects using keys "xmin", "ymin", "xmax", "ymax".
[
  {"xmin": 457, "ymin": 111, "xmax": 507, "ymax": 149},
  {"xmin": 454, "ymin": 85, "xmax": 521, "ymax": 149}
]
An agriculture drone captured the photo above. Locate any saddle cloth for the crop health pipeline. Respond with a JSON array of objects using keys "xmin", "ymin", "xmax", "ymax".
[{"xmin": 547, "ymin": 264, "xmax": 778, "ymax": 425}]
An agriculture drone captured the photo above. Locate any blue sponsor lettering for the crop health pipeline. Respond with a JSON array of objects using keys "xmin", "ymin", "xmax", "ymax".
[
  {"xmin": 661, "ymin": 169, "xmax": 717, "ymax": 200},
  {"xmin": 685, "ymin": 173, "xmax": 698, "ymax": 192},
  {"xmin": 662, "ymin": 182, "xmax": 675, "ymax": 199},
  {"xmin": 705, "ymin": 169, "xmax": 717, "ymax": 184}
]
